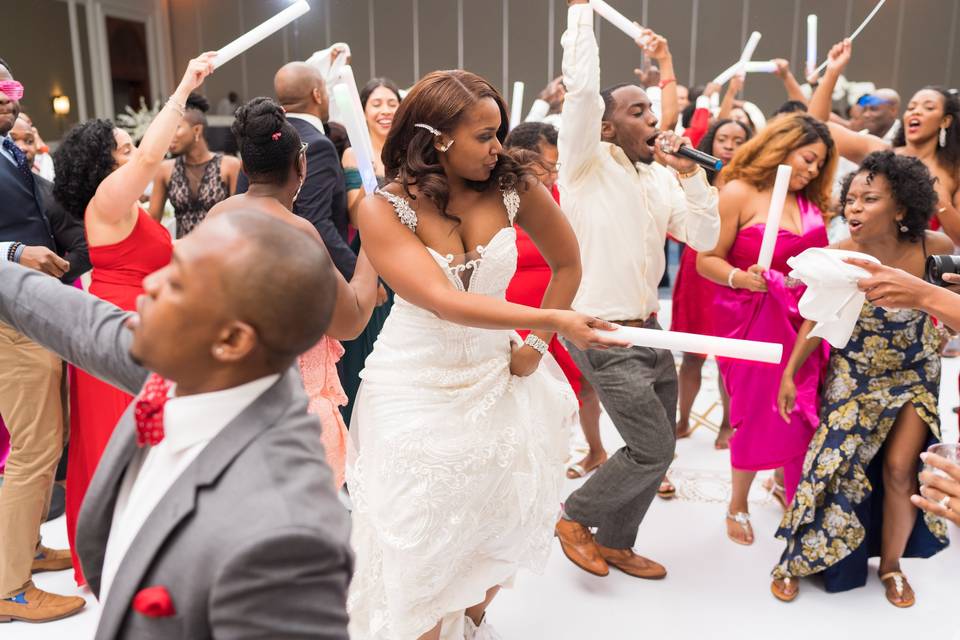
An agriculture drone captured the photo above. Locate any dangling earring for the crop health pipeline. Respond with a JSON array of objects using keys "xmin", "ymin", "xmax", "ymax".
[
  {"xmin": 940, "ymin": 126, "xmax": 948, "ymax": 148},
  {"xmin": 899, "ymin": 221, "xmax": 909, "ymax": 233},
  {"xmin": 293, "ymin": 176, "xmax": 305, "ymax": 203}
]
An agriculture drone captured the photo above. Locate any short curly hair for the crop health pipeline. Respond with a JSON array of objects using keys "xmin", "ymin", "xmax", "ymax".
[
  {"xmin": 504, "ymin": 122, "xmax": 558, "ymax": 152},
  {"xmin": 53, "ymin": 119, "xmax": 117, "ymax": 220},
  {"xmin": 839, "ymin": 150, "xmax": 937, "ymax": 243}
]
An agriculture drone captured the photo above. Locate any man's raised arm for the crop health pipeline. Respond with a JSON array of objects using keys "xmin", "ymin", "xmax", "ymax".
[
  {"xmin": 0, "ymin": 262, "xmax": 148, "ymax": 395},
  {"xmin": 558, "ymin": 1, "xmax": 604, "ymax": 184}
]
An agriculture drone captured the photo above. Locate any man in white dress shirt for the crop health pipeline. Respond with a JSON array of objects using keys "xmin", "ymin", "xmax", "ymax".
[
  {"xmin": 554, "ymin": 0, "xmax": 720, "ymax": 580},
  {"xmin": 0, "ymin": 211, "xmax": 353, "ymax": 638}
]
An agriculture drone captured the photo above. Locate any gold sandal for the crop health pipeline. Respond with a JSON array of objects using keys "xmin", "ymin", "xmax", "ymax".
[
  {"xmin": 879, "ymin": 572, "xmax": 915, "ymax": 608},
  {"xmin": 726, "ymin": 511, "xmax": 754, "ymax": 545},
  {"xmin": 566, "ymin": 452, "xmax": 608, "ymax": 479},
  {"xmin": 657, "ymin": 476, "xmax": 676, "ymax": 500},
  {"xmin": 770, "ymin": 576, "xmax": 799, "ymax": 602},
  {"xmin": 762, "ymin": 477, "xmax": 788, "ymax": 510}
]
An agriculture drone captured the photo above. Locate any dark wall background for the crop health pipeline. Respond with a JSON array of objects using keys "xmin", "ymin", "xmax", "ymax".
[{"xmin": 7, "ymin": 0, "xmax": 960, "ymax": 142}]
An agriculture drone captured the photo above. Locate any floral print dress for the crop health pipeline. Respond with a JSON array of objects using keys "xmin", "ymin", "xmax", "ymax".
[{"xmin": 772, "ymin": 303, "xmax": 949, "ymax": 592}]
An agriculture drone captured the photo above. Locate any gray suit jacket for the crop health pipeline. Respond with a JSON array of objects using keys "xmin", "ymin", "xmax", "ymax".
[{"xmin": 0, "ymin": 262, "xmax": 352, "ymax": 640}]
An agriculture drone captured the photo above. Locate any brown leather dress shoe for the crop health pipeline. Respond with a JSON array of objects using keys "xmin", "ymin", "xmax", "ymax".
[
  {"xmin": 554, "ymin": 518, "xmax": 609, "ymax": 577},
  {"xmin": 0, "ymin": 584, "xmax": 85, "ymax": 623},
  {"xmin": 595, "ymin": 544, "xmax": 667, "ymax": 579},
  {"xmin": 31, "ymin": 545, "xmax": 73, "ymax": 573}
]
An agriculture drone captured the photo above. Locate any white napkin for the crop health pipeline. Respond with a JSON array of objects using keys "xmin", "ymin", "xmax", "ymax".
[
  {"xmin": 305, "ymin": 43, "xmax": 351, "ymax": 123},
  {"xmin": 786, "ymin": 248, "xmax": 880, "ymax": 349}
]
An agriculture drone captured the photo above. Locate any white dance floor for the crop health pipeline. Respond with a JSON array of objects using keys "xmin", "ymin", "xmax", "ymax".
[{"xmin": 9, "ymin": 304, "xmax": 960, "ymax": 639}]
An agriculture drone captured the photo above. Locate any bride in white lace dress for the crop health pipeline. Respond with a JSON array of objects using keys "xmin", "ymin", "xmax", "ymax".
[{"xmin": 347, "ymin": 70, "xmax": 624, "ymax": 640}]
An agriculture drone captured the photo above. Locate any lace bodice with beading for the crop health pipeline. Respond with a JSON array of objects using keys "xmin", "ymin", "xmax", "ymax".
[
  {"xmin": 346, "ymin": 187, "xmax": 575, "ymax": 640},
  {"xmin": 376, "ymin": 188, "xmax": 520, "ymax": 294}
]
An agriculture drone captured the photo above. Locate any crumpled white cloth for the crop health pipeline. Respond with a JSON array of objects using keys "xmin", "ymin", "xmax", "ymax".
[
  {"xmin": 305, "ymin": 43, "xmax": 351, "ymax": 123},
  {"xmin": 787, "ymin": 247, "xmax": 880, "ymax": 349}
]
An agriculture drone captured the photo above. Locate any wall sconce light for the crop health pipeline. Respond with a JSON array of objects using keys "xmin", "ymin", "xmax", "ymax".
[{"xmin": 52, "ymin": 95, "xmax": 71, "ymax": 116}]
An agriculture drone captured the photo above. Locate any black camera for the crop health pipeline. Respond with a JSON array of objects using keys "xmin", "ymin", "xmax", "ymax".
[{"xmin": 924, "ymin": 254, "xmax": 960, "ymax": 286}]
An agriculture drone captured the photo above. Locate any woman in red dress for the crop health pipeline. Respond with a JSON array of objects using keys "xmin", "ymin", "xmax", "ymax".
[
  {"xmin": 670, "ymin": 119, "xmax": 752, "ymax": 449},
  {"xmin": 504, "ymin": 122, "xmax": 606, "ymax": 478},
  {"xmin": 51, "ymin": 54, "xmax": 216, "ymax": 585}
]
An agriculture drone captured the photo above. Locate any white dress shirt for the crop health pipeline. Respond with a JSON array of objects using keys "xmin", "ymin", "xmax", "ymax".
[
  {"xmin": 557, "ymin": 4, "xmax": 720, "ymax": 321},
  {"xmin": 99, "ymin": 374, "xmax": 280, "ymax": 603},
  {"xmin": 286, "ymin": 112, "xmax": 325, "ymax": 135},
  {"xmin": 524, "ymin": 99, "xmax": 563, "ymax": 130}
]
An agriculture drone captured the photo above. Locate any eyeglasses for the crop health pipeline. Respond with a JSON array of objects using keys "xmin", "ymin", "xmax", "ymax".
[{"xmin": 0, "ymin": 80, "xmax": 24, "ymax": 102}]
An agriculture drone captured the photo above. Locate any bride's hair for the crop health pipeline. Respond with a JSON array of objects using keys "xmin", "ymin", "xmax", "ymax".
[{"xmin": 382, "ymin": 69, "xmax": 539, "ymax": 223}]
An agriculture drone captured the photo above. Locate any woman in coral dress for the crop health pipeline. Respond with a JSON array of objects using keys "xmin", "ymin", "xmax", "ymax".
[
  {"xmin": 206, "ymin": 97, "xmax": 380, "ymax": 488},
  {"xmin": 697, "ymin": 114, "xmax": 837, "ymax": 546},
  {"xmin": 52, "ymin": 54, "xmax": 216, "ymax": 584}
]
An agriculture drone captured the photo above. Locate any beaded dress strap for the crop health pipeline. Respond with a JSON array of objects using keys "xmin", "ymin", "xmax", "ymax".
[
  {"xmin": 502, "ymin": 188, "xmax": 519, "ymax": 225},
  {"xmin": 376, "ymin": 189, "xmax": 417, "ymax": 232}
]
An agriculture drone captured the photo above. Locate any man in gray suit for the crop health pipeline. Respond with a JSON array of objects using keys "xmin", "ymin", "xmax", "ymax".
[{"xmin": 0, "ymin": 210, "xmax": 352, "ymax": 638}]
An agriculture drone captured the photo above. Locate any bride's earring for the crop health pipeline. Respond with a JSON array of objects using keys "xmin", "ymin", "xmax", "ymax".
[
  {"xmin": 899, "ymin": 220, "xmax": 909, "ymax": 233},
  {"xmin": 940, "ymin": 126, "xmax": 948, "ymax": 148}
]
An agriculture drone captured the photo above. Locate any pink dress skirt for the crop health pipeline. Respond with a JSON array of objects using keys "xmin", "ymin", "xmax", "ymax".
[{"xmin": 299, "ymin": 336, "xmax": 350, "ymax": 489}]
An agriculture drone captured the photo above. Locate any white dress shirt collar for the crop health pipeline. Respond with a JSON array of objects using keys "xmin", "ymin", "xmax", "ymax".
[
  {"xmin": 0, "ymin": 134, "xmax": 18, "ymax": 167},
  {"xmin": 99, "ymin": 373, "xmax": 281, "ymax": 603},
  {"xmin": 162, "ymin": 374, "xmax": 281, "ymax": 453},
  {"xmin": 285, "ymin": 112, "xmax": 325, "ymax": 135}
]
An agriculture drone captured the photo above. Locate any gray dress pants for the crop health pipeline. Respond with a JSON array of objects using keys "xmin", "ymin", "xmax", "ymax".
[{"xmin": 562, "ymin": 320, "xmax": 677, "ymax": 549}]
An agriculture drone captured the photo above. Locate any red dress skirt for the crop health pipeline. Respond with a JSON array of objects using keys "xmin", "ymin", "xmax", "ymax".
[
  {"xmin": 505, "ymin": 186, "xmax": 583, "ymax": 397},
  {"xmin": 67, "ymin": 209, "xmax": 172, "ymax": 585},
  {"xmin": 670, "ymin": 246, "xmax": 719, "ymax": 336}
]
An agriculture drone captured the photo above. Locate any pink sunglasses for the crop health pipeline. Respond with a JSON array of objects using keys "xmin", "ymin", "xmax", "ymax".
[{"xmin": 0, "ymin": 80, "xmax": 24, "ymax": 102}]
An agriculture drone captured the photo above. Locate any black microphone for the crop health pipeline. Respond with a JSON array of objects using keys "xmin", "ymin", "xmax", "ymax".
[{"xmin": 673, "ymin": 145, "xmax": 724, "ymax": 172}]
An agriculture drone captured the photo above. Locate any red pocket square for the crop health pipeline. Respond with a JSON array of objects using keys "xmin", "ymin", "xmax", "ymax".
[{"xmin": 132, "ymin": 585, "xmax": 176, "ymax": 618}]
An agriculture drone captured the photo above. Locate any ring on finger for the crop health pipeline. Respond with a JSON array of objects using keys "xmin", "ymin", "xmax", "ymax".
[{"xmin": 939, "ymin": 495, "xmax": 952, "ymax": 509}]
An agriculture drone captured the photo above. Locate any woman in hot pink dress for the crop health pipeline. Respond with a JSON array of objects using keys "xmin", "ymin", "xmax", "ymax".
[
  {"xmin": 0, "ymin": 417, "xmax": 8, "ymax": 475},
  {"xmin": 697, "ymin": 114, "xmax": 837, "ymax": 545}
]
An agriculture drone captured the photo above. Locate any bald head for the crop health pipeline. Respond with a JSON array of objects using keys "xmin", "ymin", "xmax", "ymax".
[
  {"xmin": 874, "ymin": 88, "xmax": 901, "ymax": 109},
  {"xmin": 215, "ymin": 210, "xmax": 336, "ymax": 365},
  {"xmin": 862, "ymin": 88, "xmax": 901, "ymax": 137},
  {"xmin": 274, "ymin": 61, "xmax": 327, "ymax": 121}
]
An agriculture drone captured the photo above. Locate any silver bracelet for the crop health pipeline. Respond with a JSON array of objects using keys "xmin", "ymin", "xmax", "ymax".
[
  {"xmin": 727, "ymin": 267, "xmax": 741, "ymax": 289},
  {"xmin": 523, "ymin": 333, "xmax": 549, "ymax": 356}
]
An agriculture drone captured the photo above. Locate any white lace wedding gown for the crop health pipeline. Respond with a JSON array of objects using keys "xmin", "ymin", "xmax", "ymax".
[{"xmin": 346, "ymin": 188, "xmax": 577, "ymax": 640}]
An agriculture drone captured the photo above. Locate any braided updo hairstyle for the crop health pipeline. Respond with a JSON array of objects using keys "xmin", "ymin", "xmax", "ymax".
[{"xmin": 231, "ymin": 97, "xmax": 301, "ymax": 185}]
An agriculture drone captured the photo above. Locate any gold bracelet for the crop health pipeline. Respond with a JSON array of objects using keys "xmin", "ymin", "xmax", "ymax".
[
  {"xmin": 677, "ymin": 165, "xmax": 702, "ymax": 180},
  {"xmin": 165, "ymin": 98, "xmax": 185, "ymax": 117}
]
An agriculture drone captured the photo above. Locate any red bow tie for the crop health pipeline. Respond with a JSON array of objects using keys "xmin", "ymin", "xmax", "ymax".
[{"xmin": 134, "ymin": 374, "xmax": 172, "ymax": 447}]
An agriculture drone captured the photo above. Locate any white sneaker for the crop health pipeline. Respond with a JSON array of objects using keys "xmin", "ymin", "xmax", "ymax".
[{"xmin": 464, "ymin": 615, "xmax": 502, "ymax": 640}]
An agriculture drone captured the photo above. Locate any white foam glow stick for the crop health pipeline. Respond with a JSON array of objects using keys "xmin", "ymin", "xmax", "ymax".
[
  {"xmin": 757, "ymin": 164, "xmax": 793, "ymax": 270},
  {"xmin": 806, "ymin": 15, "xmax": 817, "ymax": 78},
  {"xmin": 712, "ymin": 32, "xmax": 762, "ymax": 86},
  {"xmin": 589, "ymin": 0, "xmax": 645, "ymax": 42},
  {"xmin": 736, "ymin": 31, "xmax": 762, "ymax": 76},
  {"xmin": 745, "ymin": 60, "xmax": 777, "ymax": 73},
  {"xmin": 510, "ymin": 82, "xmax": 524, "ymax": 131},
  {"xmin": 332, "ymin": 68, "xmax": 378, "ymax": 195},
  {"xmin": 813, "ymin": 0, "xmax": 885, "ymax": 74},
  {"xmin": 609, "ymin": 325, "xmax": 783, "ymax": 364},
  {"xmin": 214, "ymin": 0, "xmax": 310, "ymax": 69}
]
